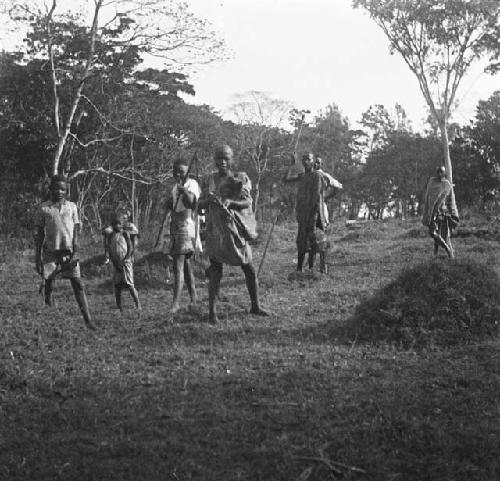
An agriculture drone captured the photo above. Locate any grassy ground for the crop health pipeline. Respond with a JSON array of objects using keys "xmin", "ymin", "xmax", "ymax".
[{"xmin": 1, "ymin": 219, "xmax": 499, "ymax": 481}]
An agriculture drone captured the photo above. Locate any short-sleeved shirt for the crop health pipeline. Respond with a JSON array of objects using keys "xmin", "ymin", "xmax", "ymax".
[{"xmin": 34, "ymin": 200, "xmax": 79, "ymax": 253}]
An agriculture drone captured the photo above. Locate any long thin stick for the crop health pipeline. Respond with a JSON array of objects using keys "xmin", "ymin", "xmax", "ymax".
[{"xmin": 257, "ymin": 210, "xmax": 280, "ymax": 278}]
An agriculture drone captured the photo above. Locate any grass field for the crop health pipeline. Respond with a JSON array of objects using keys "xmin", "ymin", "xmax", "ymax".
[{"xmin": 1, "ymin": 219, "xmax": 499, "ymax": 481}]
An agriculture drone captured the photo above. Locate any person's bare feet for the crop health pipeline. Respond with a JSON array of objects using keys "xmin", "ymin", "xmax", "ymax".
[{"xmin": 250, "ymin": 306, "xmax": 269, "ymax": 316}]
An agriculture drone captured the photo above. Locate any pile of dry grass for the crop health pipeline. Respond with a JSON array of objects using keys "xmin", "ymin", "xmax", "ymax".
[{"xmin": 350, "ymin": 259, "xmax": 500, "ymax": 348}]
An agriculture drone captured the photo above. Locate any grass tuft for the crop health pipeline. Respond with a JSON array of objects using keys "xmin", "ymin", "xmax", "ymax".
[{"xmin": 351, "ymin": 259, "xmax": 500, "ymax": 348}]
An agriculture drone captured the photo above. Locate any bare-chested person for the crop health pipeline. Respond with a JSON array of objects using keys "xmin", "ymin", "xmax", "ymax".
[{"xmin": 199, "ymin": 145, "xmax": 268, "ymax": 324}]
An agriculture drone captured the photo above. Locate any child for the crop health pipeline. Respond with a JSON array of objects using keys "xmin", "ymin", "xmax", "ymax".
[
  {"xmin": 34, "ymin": 175, "xmax": 95, "ymax": 329},
  {"xmin": 106, "ymin": 214, "xmax": 141, "ymax": 311},
  {"xmin": 167, "ymin": 159, "xmax": 201, "ymax": 314}
]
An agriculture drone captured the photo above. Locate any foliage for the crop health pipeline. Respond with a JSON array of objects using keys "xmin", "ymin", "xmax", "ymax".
[{"xmin": 353, "ymin": 0, "xmax": 500, "ymax": 181}]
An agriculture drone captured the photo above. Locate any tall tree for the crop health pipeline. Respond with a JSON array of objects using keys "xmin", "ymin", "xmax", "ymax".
[
  {"xmin": 3, "ymin": 0, "xmax": 227, "ymax": 175},
  {"xmin": 353, "ymin": 0, "xmax": 500, "ymax": 182},
  {"xmin": 229, "ymin": 91, "xmax": 293, "ymax": 212}
]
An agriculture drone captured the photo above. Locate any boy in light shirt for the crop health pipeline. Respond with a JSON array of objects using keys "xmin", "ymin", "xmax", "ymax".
[{"xmin": 34, "ymin": 175, "xmax": 95, "ymax": 329}]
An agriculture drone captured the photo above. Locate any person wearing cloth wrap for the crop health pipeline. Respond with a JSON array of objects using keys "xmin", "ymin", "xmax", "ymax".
[
  {"xmin": 422, "ymin": 166, "xmax": 459, "ymax": 258},
  {"xmin": 34, "ymin": 175, "xmax": 95, "ymax": 329},
  {"xmin": 166, "ymin": 159, "xmax": 201, "ymax": 314},
  {"xmin": 199, "ymin": 145, "xmax": 268, "ymax": 324},
  {"xmin": 284, "ymin": 152, "xmax": 329, "ymax": 273}
]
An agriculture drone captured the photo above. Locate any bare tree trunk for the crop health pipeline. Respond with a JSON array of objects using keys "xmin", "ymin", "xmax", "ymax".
[
  {"xmin": 130, "ymin": 136, "xmax": 136, "ymax": 224},
  {"xmin": 439, "ymin": 119, "xmax": 453, "ymax": 183},
  {"xmin": 51, "ymin": 0, "xmax": 103, "ymax": 175}
]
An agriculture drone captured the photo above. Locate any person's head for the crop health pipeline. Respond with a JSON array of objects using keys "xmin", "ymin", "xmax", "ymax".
[
  {"xmin": 314, "ymin": 156, "xmax": 323, "ymax": 170},
  {"xmin": 214, "ymin": 144, "xmax": 234, "ymax": 175},
  {"xmin": 436, "ymin": 166, "xmax": 446, "ymax": 180},
  {"xmin": 173, "ymin": 159, "xmax": 189, "ymax": 182},
  {"xmin": 111, "ymin": 214, "xmax": 125, "ymax": 233},
  {"xmin": 49, "ymin": 175, "xmax": 68, "ymax": 202},
  {"xmin": 302, "ymin": 152, "xmax": 314, "ymax": 172}
]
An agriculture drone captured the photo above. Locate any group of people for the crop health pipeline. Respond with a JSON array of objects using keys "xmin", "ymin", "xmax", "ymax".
[{"xmin": 33, "ymin": 145, "xmax": 458, "ymax": 330}]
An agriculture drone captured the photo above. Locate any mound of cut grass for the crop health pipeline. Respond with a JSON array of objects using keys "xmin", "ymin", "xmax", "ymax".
[{"xmin": 350, "ymin": 259, "xmax": 500, "ymax": 348}]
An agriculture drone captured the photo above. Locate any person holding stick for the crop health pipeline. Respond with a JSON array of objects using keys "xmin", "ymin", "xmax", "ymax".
[
  {"xmin": 284, "ymin": 152, "xmax": 329, "ymax": 273},
  {"xmin": 34, "ymin": 175, "xmax": 95, "ymax": 329},
  {"xmin": 422, "ymin": 166, "xmax": 459, "ymax": 258},
  {"xmin": 199, "ymin": 144, "xmax": 268, "ymax": 324},
  {"xmin": 165, "ymin": 158, "xmax": 201, "ymax": 314}
]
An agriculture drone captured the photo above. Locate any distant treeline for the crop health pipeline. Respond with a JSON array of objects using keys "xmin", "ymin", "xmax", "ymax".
[{"xmin": 0, "ymin": 10, "xmax": 498, "ymax": 236}]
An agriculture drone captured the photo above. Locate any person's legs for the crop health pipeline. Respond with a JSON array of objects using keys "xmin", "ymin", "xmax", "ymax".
[
  {"xmin": 207, "ymin": 259, "xmax": 223, "ymax": 323},
  {"xmin": 441, "ymin": 217, "xmax": 454, "ymax": 258},
  {"xmin": 172, "ymin": 254, "xmax": 185, "ymax": 314},
  {"xmin": 319, "ymin": 250, "xmax": 327, "ymax": 274},
  {"xmin": 242, "ymin": 263, "xmax": 268, "ymax": 316},
  {"xmin": 70, "ymin": 278, "xmax": 95, "ymax": 330},
  {"xmin": 44, "ymin": 279, "xmax": 55, "ymax": 306},
  {"xmin": 184, "ymin": 255, "xmax": 197, "ymax": 306},
  {"xmin": 114, "ymin": 283, "xmax": 123, "ymax": 311},
  {"xmin": 308, "ymin": 251, "xmax": 316, "ymax": 270},
  {"xmin": 128, "ymin": 285, "xmax": 141, "ymax": 309},
  {"xmin": 297, "ymin": 251, "xmax": 306, "ymax": 271}
]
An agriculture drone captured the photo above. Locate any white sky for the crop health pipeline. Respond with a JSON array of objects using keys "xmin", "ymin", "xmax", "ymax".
[
  {"xmin": 1, "ymin": 0, "xmax": 498, "ymax": 130},
  {"xmin": 186, "ymin": 0, "xmax": 499, "ymax": 130}
]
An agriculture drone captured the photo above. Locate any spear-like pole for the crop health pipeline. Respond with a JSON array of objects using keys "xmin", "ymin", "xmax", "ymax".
[{"xmin": 257, "ymin": 113, "xmax": 306, "ymax": 277}]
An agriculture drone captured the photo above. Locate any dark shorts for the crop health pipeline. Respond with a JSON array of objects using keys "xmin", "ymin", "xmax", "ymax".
[{"xmin": 42, "ymin": 250, "xmax": 80, "ymax": 280}]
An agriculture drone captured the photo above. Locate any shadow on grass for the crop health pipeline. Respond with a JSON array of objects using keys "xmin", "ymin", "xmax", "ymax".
[{"xmin": 2, "ymin": 342, "xmax": 498, "ymax": 481}]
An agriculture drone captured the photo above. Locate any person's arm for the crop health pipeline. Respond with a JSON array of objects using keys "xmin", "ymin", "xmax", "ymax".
[
  {"xmin": 177, "ymin": 185, "xmax": 197, "ymax": 209},
  {"xmin": 223, "ymin": 173, "xmax": 252, "ymax": 211},
  {"xmin": 72, "ymin": 224, "xmax": 80, "ymax": 259},
  {"xmin": 447, "ymin": 188, "xmax": 459, "ymax": 227},
  {"xmin": 33, "ymin": 206, "xmax": 45, "ymax": 274},
  {"xmin": 34, "ymin": 226, "xmax": 45, "ymax": 274},
  {"xmin": 123, "ymin": 232, "xmax": 134, "ymax": 262}
]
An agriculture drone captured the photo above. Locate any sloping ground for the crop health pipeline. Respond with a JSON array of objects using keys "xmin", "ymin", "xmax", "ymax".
[
  {"xmin": 351, "ymin": 259, "xmax": 500, "ymax": 348},
  {"xmin": 1, "ymin": 220, "xmax": 499, "ymax": 481}
]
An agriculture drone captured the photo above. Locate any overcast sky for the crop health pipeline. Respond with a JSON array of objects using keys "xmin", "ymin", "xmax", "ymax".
[
  {"xmin": 1, "ymin": 0, "xmax": 498, "ymax": 130},
  {"xmin": 186, "ymin": 0, "xmax": 499, "ymax": 130}
]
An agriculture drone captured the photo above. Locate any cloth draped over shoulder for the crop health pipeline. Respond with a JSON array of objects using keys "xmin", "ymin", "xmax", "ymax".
[
  {"xmin": 202, "ymin": 171, "xmax": 256, "ymax": 266},
  {"xmin": 169, "ymin": 178, "xmax": 202, "ymax": 255},
  {"xmin": 296, "ymin": 170, "xmax": 328, "ymax": 254},
  {"xmin": 422, "ymin": 177, "xmax": 459, "ymax": 227}
]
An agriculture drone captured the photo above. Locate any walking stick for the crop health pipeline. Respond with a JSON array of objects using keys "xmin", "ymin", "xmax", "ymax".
[
  {"xmin": 154, "ymin": 152, "xmax": 198, "ymax": 249},
  {"xmin": 257, "ymin": 113, "xmax": 306, "ymax": 277},
  {"xmin": 257, "ymin": 202, "xmax": 282, "ymax": 277}
]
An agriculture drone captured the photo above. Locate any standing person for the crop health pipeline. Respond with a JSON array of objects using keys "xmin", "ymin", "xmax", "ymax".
[
  {"xmin": 422, "ymin": 166, "xmax": 459, "ymax": 258},
  {"xmin": 102, "ymin": 209, "xmax": 137, "ymax": 264},
  {"xmin": 34, "ymin": 175, "xmax": 95, "ymax": 329},
  {"xmin": 314, "ymin": 156, "xmax": 343, "ymax": 228},
  {"xmin": 107, "ymin": 214, "xmax": 141, "ymax": 311},
  {"xmin": 199, "ymin": 144, "xmax": 268, "ymax": 324},
  {"xmin": 284, "ymin": 152, "xmax": 329, "ymax": 273},
  {"xmin": 166, "ymin": 159, "xmax": 201, "ymax": 314}
]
